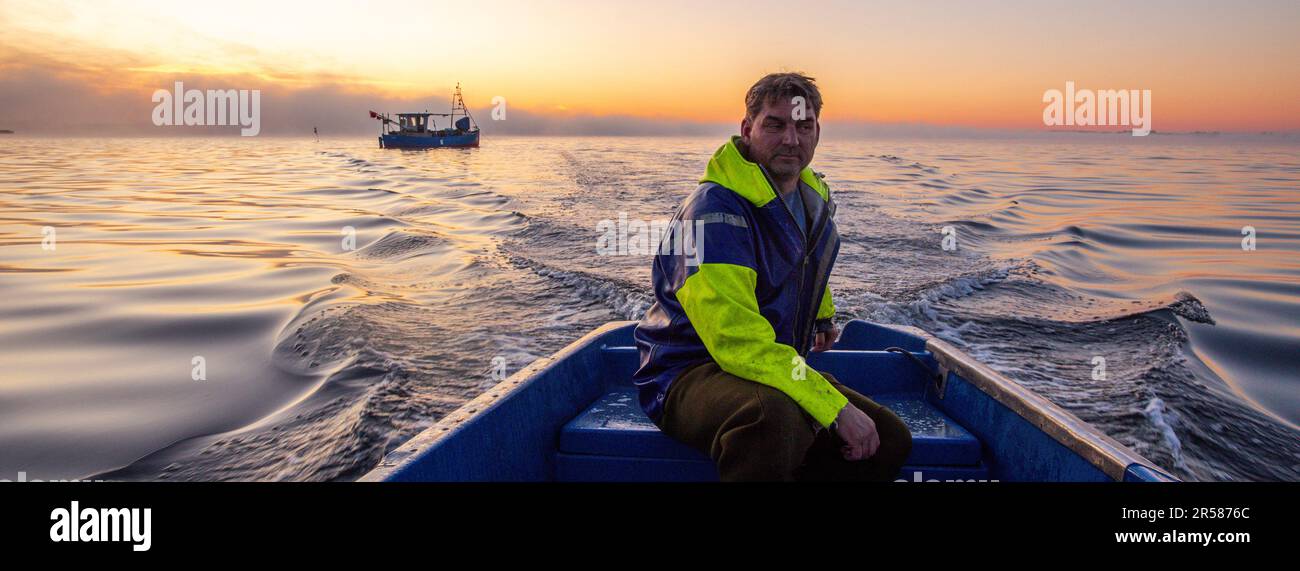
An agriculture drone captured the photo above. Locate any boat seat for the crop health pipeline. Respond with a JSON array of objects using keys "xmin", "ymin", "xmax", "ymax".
[{"xmin": 557, "ymin": 387, "xmax": 984, "ymax": 479}]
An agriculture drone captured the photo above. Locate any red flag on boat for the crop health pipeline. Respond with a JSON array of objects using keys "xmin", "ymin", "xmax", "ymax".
[{"xmin": 369, "ymin": 110, "xmax": 379, "ymax": 119}]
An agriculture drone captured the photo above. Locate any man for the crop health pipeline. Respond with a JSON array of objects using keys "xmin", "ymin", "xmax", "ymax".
[{"xmin": 632, "ymin": 72, "xmax": 913, "ymax": 482}]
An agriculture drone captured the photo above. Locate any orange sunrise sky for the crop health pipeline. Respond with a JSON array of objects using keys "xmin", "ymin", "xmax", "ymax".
[{"xmin": 1, "ymin": 0, "xmax": 1297, "ymax": 135}]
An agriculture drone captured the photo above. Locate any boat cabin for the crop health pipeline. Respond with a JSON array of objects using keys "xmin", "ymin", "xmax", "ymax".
[{"xmin": 396, "ymin": 113, "xmax": 435, "ymax": 134}]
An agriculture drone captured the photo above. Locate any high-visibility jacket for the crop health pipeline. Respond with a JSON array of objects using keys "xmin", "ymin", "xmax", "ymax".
[{"xmin": 632, "ymin": 136, "xmax": 845, "ymax": 428}]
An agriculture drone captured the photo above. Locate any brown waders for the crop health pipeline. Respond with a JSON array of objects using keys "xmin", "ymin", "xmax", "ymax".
[{"xmin": 655, "ymin": 361, "xmax": 913, "ymax": 482}]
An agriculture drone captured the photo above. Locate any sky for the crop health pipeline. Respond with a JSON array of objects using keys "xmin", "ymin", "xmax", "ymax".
[{"xmin": 1, "ymin": 0, "xmax": 1297, "ymax": 135}]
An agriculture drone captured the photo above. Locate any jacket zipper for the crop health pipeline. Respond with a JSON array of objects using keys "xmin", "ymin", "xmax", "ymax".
[
  {"xmin": 797, "ymin": 214, "xmax": 831, "ymax": 356},
  {"xmin": 760, "ymin": 166, "xmax": 818, "ymax": 355}
]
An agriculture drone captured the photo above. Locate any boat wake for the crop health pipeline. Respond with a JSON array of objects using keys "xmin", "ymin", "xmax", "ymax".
[{"xmin": 12, "ymin": 136, "xmax": 1293, "ymax": 483}]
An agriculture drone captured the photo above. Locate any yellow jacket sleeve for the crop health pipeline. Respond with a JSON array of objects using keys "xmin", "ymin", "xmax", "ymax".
[{"xmin": 676, "ymin": 263, "xmax": 848, "ymax": 427}]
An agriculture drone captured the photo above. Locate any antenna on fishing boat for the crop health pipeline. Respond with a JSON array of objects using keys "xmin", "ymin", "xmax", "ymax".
[{"xmin": 451, "ymin": 82, "xmax": 476, "ymax": 130}]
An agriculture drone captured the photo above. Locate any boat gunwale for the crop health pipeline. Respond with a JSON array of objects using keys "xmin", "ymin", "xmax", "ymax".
[
  {"xmin": 358, "ymin": 321, "xmax": 631, "ymax": 482},
  {"xmin": 853, "ymin": 322, "xmax": 1169, "ymax": 481},
  {"xmin": 917, "ymin": 334, "xmax": 1170, "ymax": 481}
]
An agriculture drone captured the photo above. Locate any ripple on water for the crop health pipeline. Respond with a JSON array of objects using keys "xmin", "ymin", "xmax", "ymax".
[{"xmin": 0, "ymin": 135, "xmax": 1297, "ymax": 482}]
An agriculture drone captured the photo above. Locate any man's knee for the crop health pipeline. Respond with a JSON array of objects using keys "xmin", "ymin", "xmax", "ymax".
[
  {"xmin": 821, "ymin": 374, "xmax": 913, "ymax": 466},
  {"xmin": 750, "ymin": 384, "xmax": 817, "ymax": 435},
  {"xmin": 712, "ymin": 384, "xmax": 817, "ymax": 481}
]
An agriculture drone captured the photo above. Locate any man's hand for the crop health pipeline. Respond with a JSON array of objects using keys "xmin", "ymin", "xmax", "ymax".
[
  {"xmin": 812, "ymin": 324, "xmax": 839, "ymax": 352},
  {"xmin": 833, "ymin": 404, "xmax": 880, "ymax": 461}
]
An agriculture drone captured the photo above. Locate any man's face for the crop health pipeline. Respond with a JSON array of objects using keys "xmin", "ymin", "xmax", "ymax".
[{"xmin": 741, "ymin": 96, "xmax": 819, "ymax": 179}]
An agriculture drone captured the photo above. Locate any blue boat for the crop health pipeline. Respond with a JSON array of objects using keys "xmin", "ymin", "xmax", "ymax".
[
  {"xmin": 361, "ymin": 320, "xmax": 1180, "ymax": 482},
  {"xmin": 371, "ymin": 84, "xmax": 479, "ymax": 149}
]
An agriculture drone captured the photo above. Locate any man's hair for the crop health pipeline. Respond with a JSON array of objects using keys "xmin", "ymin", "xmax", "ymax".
[{"xmin": 745, "ymin": 72, "xmax": 823, "ymax": 121}]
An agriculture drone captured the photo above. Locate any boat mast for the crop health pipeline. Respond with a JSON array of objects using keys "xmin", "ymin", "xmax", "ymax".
[{"xmin": 452, "ymin": 83, "xmax": 475, "ymax": 131}]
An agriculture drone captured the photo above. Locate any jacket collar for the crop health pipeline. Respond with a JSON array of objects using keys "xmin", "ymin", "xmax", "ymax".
[{"xmin": 700, "ymin": 136, "xmax": 829, "ymax": 207}]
